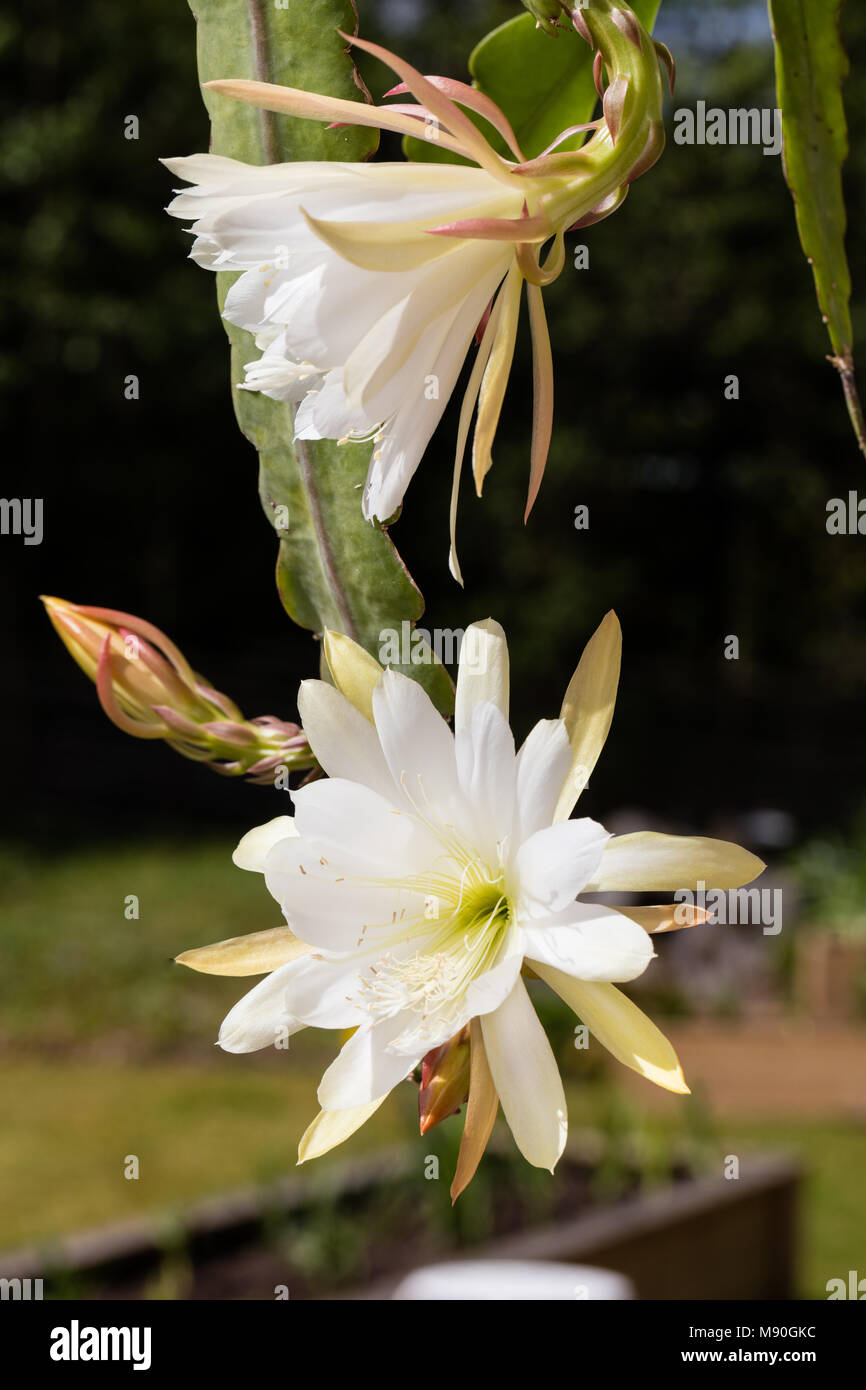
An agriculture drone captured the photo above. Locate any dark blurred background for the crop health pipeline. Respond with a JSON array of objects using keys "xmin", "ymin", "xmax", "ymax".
[
  {"xmin": 2, "ymin": 0, "xmax": 865, "ymax": 845},
  {"xmin": 2, "ymin": 0, "xmax": 866, "ymax": 1300}
]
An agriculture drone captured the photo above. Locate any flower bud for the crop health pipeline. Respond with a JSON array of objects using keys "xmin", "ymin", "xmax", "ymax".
[
  {"xmin": 417, "ymin": 1025, "xmax": 471, "ymax": 1135},
  {"xmin": 41, "ymin": 596, "xmax": 315, "ymax": 783}
]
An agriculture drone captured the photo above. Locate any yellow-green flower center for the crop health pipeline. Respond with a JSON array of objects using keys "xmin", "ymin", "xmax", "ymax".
[{"xmin": 358, "ymin": 860, "xmax": 513, "ymax": 1050}]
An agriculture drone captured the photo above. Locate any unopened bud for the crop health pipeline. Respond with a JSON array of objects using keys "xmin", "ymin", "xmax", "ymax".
[
  {"xmin": 41, "ymin": 596, "xmax": 315, "ymax": 783},
  {"xmin": 418, "ymin": 1025, "xmax": 471, "ymax": 1135}
]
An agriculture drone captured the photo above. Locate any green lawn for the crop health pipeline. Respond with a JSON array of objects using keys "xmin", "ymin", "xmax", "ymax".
[
  {"xmin": 0, "ymin": 839, "xmax": 863, "ymax": 1298},
  {"xmin": 0, "ymin": 838, "xmax": 278, "ymax": 1049},
  {"xmin": 0, "ymin": 1057, "xmax": 412, "ymax": 1249}
]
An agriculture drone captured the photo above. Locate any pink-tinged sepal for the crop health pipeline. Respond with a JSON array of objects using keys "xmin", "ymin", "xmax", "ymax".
[
  {"xmin": 566, "ymin": 185, "xmax": 629, "ymax": 230},
  {"xmin": 428, "ymin": 202, "xmax": 553, "ymax": 244},
  {"xmin": 654, "ymin": 40, "xmax": 676, "ymax": 96},
  {"xmin": 625, "ymin": 119, "xmax": 665, "ymax": 184},
  {"xmin": 602, "ymin": 73, "xmax": 630, "ymax": 145},
  {"xmin": 571, "ymin": 8, "xmax": 594, "ymax": 47},
  {"xmin": 384, "ymin": 76, "xmax": 525, "ymax": 160},
  {"xmin": 593, "ymin": 47, "xmax": 606, "ymax": 99},
  {"xmin": 611, "ymin": 5, "xmax": 644, "ymax": 52}
]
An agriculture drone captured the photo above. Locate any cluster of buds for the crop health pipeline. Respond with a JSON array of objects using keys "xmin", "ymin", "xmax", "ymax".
[{"xmin": 42, "ymin": 597, "xmax": 315, "ymax": 784}]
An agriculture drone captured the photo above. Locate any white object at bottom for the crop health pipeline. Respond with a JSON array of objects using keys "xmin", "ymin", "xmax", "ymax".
[{"xmin": 391, "ymin": 1259, "xmax": 634, "ymax": 1301}]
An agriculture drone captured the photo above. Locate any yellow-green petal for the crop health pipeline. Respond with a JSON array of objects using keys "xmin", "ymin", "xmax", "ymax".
[
  {"xmin": 297, "ymin": 1099, "xmax": 385, "ymax": 1164},
  {"xmin": 175, "ymin": 926, "xmax": 310, "ymax": 977},
  {"xmin": 472, "ymin": 264, "xmax": 523, "ymax": 493},
  {"xmin": 535, "ymin": 964, "xmax": 689, "ymax": 1095},
  {"xmin": 586, "ymin": 831, "xmax": 766, "ymax": 893},
  {"xmin": 300, "ymin": 206, "xmax": 457, "ymax": 273},
  {"xmin": 553, "ymin": 610, "xmax": 621, "ymax": 822},
  {"xmin": 322, "ymin": 629, "xmax": 383, "ymax": 722}
]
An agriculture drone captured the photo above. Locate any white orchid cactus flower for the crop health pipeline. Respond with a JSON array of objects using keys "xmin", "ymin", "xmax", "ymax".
[
  {"xmin": 177, "ymin": 616, "xmax": 763, "ymax": 1198},
  {"xmin": 163, "ymin": 8, "xmax": 671, "ymax": 576}
]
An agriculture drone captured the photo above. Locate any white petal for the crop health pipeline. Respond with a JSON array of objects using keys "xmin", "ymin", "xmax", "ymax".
[
  {"xmin": 372, "ymin": 669, "xmax": 460, "ymax": 822},
  {"xmin": 514, "ymin": 718, "xmax": 572, "ymax": 841},
  {"xmin": 361, "ymin": 253, "xmax": 510, "ymax": 522},
  {"xmin": 344, "ymin": 240, "xmax": 505, "ymax": 417},
  {"xmin": 480, "ymin": 977, "xmax": 567, "ymax": 1171},
  {"xmin": 281, "ymin": 951, "xmax": 373, "ymax": 1029},
  {"xmin": 454, "ymin": 619, "xmax": 509, "ymax": 735},
  {"xmin": 317, "ymin": 1020, "xmax": 422, "ymax": 1109},
  {"xmin": 463, "ymin": 948, "xmax": 523, "ymax": 1019},
  {"xmin": 261, "ymin": 258, "xmax": 425, "ymax": 370},
  {"xmin": 232, "ymin": 816, "xmax": 297, "ymax": 872},
  {"xmin": 265, "ymin": 841, "xmax": 427, "ymax": 952},
  {"xmin": 522, "ymin": 903, "xmax": 655, "ymax": 983},
  {"xmin": 361, "ymin": 389, "xmax": 450, "ymax": 522},
  {"xmin": 455, "ymin": 700, "xmax": 516, "ymax": 862},
  {"xmin": 240, "ymin": 348, "xmax": 321, "ymax": 402},
  {"xmin": 293, "ymin": 369, "xmax": 370, "ymax": 440},
  {"xmin": 342, "ymin": 290, "xmax": 449, "ymax": 417},
  {"xmin": 217, "ymin": 961, "xmax": 305, "ymax": 1053},
  {"xmin": 514, "ymin": 817, "xmax": 610, "ymax": 918},
  {"xmin": 296, "ymin": 679, "xmax": 394, "ymax": 800},
  {"xmin": 291, "ymin": 776, "xmax": 431, "ymax": 876},
  {"xmin": 163, "ymin": 152, "xmax": 263, "ymax": 188}
]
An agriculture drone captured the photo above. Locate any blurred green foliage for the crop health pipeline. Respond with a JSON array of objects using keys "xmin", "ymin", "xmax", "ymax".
[
  {"xmin": 0, "ymin": 838, "xmax": 268, "ymax": 1047},
  {"xmin": 790, "ymin": 809, "xmax": 866, "ymax": 937}
]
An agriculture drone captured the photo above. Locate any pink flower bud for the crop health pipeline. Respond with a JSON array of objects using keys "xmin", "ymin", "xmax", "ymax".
[{"xmin": 41, "ymin": 596, "xmax": 314, "ymax": 781}]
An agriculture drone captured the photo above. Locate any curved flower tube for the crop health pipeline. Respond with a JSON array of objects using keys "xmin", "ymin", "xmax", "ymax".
[
  {"xmin": 163, "ymin": 5, "xmax": 670, "ymax": 577},
  {"xmin": 178, "ymin": 615, "xmax": 764, "ymax": 1197}
]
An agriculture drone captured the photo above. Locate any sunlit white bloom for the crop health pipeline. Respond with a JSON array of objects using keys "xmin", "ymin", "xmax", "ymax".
[
  {"xmin": 164, "ymin": 17, "xmax": 669, "ymax": 574},
  {"xmin": 179, "ymin": 617, "xmax": 764, "ymax": 1191}
]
